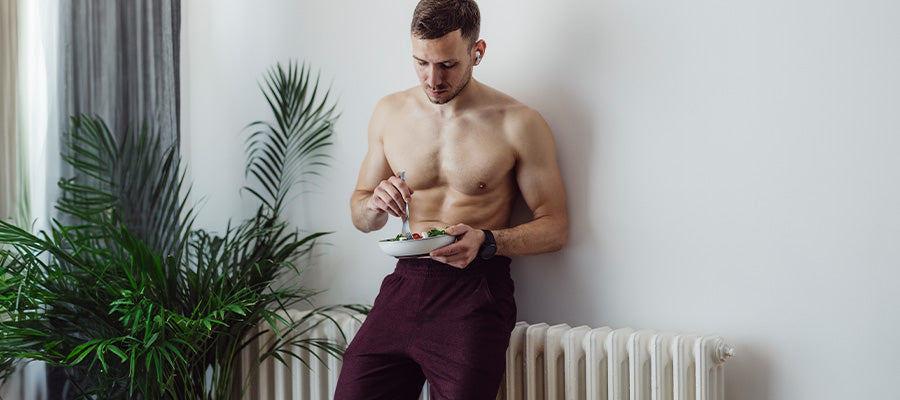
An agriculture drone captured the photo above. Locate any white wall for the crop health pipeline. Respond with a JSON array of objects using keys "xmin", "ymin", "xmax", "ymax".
[{"xmin": 181, "ymin": 1, "xmax": 900, "ymax": 399}]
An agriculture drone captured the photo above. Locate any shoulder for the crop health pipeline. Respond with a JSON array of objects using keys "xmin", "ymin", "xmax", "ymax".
[
  {"xmin": 373, "ymin": 87, "xmax": 420, "ymax": 117},
  {"xmin": 475, "ymin": 84, "xmax": 548, "ymax": 131},
  {"xmin": 368, "ymin": 87, "xmax": 420, "ymax": 136},
  {"xmin": 504, "ymin": 103, "xmax": 548, "ymax": 132},
  {"xmin": 485, "ymin": 93, "xmax": 552, "ymax": 150},
  {"xmin": 476, "ymin": 88, "xmax": 555, "ymax": 160}
]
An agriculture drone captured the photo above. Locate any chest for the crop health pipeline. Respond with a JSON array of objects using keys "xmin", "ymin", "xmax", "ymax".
[{"xmin": 382, "ymin": 116, "xmax": 515, "ymax": 194}]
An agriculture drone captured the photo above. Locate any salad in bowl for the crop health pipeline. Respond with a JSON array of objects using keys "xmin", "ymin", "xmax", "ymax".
[{"xmin": 378, "ymin": 227, "xmax": 456, "ymax": 258}]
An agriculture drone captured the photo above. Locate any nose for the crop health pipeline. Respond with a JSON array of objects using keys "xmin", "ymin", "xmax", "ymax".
[{"xmin": 425, "ymin": 64, "xmax": 442, "ymax": 88}]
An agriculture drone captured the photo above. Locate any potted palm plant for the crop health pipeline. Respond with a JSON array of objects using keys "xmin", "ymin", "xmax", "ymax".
[{"xmin": 0, "ymin": 61, "xmax": 362, "ymax": 399}]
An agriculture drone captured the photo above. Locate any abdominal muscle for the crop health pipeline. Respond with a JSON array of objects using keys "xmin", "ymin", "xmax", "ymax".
[{"xmin": 405, "ymin": 183, "xmax": 517, "ymax": 233}]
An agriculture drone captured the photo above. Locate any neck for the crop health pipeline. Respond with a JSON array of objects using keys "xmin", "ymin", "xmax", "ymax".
[{"xmin": 426, "ymin": 78, "xmax": 481, "ymax": 118}]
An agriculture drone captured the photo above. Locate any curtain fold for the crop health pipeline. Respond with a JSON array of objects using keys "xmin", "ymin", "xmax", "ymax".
[
  {"xmin": 0, "ymin": 0, "xmax": 21, "ymax": 224},
  {"xmin": 58, "ymin": 0, "xmax": 181, "ymax": 164}
]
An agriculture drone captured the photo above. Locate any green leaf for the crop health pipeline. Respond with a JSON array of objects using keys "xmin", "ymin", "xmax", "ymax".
[{"xmin": 107, "ymin": 344, "xmax": 127, "ymax": 362}]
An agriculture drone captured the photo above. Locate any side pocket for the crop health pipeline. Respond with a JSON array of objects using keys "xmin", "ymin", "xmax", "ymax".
[
  {"xmin": 371, "ymin": 273, "xmax": 402, "ymax": 309},
  {"xmin": 485, "ymin": 275, "xmax": 517, "ymax": 330},
  {"xmin": 477, "ymin": 275, "xmax": 497, "ymax": 306}
]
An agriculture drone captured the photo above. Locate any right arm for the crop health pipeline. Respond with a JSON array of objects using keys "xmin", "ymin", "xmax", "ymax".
[{"xmin": 350, "ymin": 98, "xmax": 412, "ymax": 232}]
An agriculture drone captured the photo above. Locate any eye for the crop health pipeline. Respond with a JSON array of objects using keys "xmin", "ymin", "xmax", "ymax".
[{"xmin": 440, "ymin": 63, "xmax": 456, "ymax": 70}]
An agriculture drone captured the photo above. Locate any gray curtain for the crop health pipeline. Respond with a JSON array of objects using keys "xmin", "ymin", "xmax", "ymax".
[
  {"xmin": 58, "ymin": 0, "xmax": 181, "ymax": 155},
  {"xmin": 49, "ymin": 2, "xmax": 181, "ymax": 398}
]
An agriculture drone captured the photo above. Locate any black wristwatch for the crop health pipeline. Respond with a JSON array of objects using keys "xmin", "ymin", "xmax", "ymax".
[{"xmin": 478, "ymin": 229, "xmax": 497, "ymax": 260}]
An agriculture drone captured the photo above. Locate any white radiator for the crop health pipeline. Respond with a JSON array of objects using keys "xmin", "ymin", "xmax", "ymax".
[
  {"xmin": 238, "ymin": 309, "xmax": 369, "ymax": 400},
  {"xmin": 239, "ymin": 311, "xmax": 734, "ymax": 400},
  {"xmin": 502, "ymin": 322, "xmax": 735, "ymax": 400}
]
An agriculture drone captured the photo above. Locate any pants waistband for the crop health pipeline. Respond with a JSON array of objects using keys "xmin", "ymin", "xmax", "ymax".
[{"xmin": 394, "ymin": 256, "xmax": 511, "ymax": 278}]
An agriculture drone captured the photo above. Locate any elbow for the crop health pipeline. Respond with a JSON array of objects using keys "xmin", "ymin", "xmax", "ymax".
[
  {"xmin": 353, "ymin": 221, "xmax": 371, "ymax": 233},
  {"xmin": 552, "ymin": 235, "xmax": 568, "ymax": 253},
  {"xmin": 549, "ymin": 222, "xmax": 569, "ymax": 253},
  {"xmin": 351, "ymin": 210, "xmax": 387, "ymax": 233},
  {"xmin": 350, "ymin": 194, "xmax": 379, "ymax": 233},
  {"xmin": 352, "ymin": 216, "xmax": 376, "ymax": 233}
]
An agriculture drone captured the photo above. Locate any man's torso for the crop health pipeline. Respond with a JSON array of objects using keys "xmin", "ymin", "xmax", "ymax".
[{"xmin": 376, "ymin": 84, "xmax": 529, "ymax": 232}]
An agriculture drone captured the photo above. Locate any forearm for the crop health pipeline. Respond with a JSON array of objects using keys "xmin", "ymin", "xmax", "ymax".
[
  {"xmin": 350, "ymin": 190, "xmax": 388, "ymax": 233},
  {"xmin": 493, "ymin": 215, "xmax": 568, "ymax": 257}
]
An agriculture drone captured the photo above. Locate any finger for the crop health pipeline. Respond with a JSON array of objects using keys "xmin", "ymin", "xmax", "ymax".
[
  {"xmin": 391, "ymin": 194, "xmax": 407, "ymax": 217},
  {"xmin": 430, "ymin": 241, "xmax": 464, "ymax": 257},
  {"xmin": 401, "ymin": 181, "xmax": 414, "ymax": 200},
  {"xmin": 389, "ymin": 175, "xmax": 414, "ymax": 201},
  {"xmin": 373, "ymin": 191, "xmax": 402, "ymax": 217},
  {"xmin": 376, "ymin": 181, "xmax": 406, "ymax": 216},
  {"xmin": 430, "ymin": 244, "xmax": 476, "ymax": 269},
  {"xmin": 445, "ymin": 223, "xmax": 469, "ymax": 237},
  {"xmin": 431, "ymin": 254, "xmax": 466, "ymax": 269},
  {"xmin": 445, "ymin": 255, "xmax": 472, "ymax": 269},
  {"xmin": 383, "ymin": 179, "xmax": 409, "ymax": 215}
]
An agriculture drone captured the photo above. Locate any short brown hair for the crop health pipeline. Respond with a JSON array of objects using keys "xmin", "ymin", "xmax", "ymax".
[{"xmin": 411, "ymin": 0, "xmax": 481, "ymax": 46}]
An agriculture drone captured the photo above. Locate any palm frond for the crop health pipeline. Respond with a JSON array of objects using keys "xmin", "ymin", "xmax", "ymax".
[
  {"xmin": 59, "ymin": 115, "xmax": 195, "ymax": 261},
  {"xmin": 244, "ymin": 61, "xmax": 340, "ymax": 216}
]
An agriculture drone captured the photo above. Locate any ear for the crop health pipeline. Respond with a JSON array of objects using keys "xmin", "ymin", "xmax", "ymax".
[{"xmin": 474, "ymin": 39, "xmax": 486, "ymax": 65}]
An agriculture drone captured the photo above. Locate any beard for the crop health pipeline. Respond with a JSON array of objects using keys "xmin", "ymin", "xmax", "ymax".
[{"xmin": 424, "ymin": 65, "xmax": 473, "ymax": 105}]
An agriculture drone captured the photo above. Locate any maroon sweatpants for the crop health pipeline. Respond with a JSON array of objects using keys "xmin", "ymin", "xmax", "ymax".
[{"xmin": 334, "ymin": 256, "xmax": 517, "ymax": 400}]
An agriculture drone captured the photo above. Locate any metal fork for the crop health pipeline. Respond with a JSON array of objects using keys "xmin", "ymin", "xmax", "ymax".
[{"xmin": 400, "ymin": 171, "xmax": 413, "ymax": 239}]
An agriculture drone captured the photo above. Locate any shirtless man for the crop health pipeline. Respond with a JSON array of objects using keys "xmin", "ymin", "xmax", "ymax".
[{"xmin": 335, "ymin": 1, "xmax": 568, "ymax": 399}]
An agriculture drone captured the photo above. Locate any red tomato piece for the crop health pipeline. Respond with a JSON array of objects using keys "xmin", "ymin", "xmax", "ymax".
[{"xmin": 412, "ymin": 233, "xmax": 423, "ymax": 240}]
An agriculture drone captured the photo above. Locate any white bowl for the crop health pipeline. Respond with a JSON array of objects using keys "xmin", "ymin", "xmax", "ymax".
[{"xmin": 378, "ymin": 235, "xmax": 456, "ymax": 258}]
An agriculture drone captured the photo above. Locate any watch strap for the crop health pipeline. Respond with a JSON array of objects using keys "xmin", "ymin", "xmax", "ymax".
[{"xmin": 479, "ymin": 229, "xmax": 497, "ymax": 259}]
